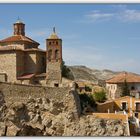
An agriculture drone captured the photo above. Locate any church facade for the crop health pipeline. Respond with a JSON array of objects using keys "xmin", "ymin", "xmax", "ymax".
[{"xmin": 0, "ymin": 20, "xmax": 62, "ymax": 87}]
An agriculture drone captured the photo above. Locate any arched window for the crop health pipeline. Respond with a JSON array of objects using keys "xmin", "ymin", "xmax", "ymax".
[
  {"xmin": 48, "ymin": 49, "xmax": 52, "ymax": 61},
  {"xmin": 49, "ymin": 42, "xmax": 51, "ymax": 45},
  {"xmin": 55, "ymin": 50, "xmax": 59, "ymax": 61},
  {"xmin": 56, "ymin": 41, "xmax": 58, "ymax": 45}
]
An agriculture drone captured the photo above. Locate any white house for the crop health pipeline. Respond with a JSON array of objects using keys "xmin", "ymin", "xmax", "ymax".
[{"xmin": 106, "ymin": 72, "xmax": 140, "ymax": 99}]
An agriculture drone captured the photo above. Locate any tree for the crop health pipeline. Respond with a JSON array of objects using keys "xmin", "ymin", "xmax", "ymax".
[
  {"xmin": 61, "ymin": 60, "xmax": 70, "ymax": 78},
  {"xmin": 122, "ymin": 80, "xmax": 130, "ymax": 97},
  {"xmin": 93, "ymin": 90, "xmax": 106, "ymax": 103},
  {"xmin": 79, "ymin": 93, "xmax": 95, "ymax": 111}
]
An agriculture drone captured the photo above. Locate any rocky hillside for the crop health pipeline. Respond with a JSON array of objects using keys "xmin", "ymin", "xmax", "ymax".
[
  {"xmin": 0, "ymin": 97, "xmax": 129, "ymax": 136},
  {"xmin": 68, "ymin": 65, "xmax": 119, "ymax": 83}
]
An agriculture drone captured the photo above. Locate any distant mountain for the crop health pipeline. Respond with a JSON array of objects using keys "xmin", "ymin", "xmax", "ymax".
[{"xmin": 67, "ymin": 65, "xmax": 119, "ymax": 84}]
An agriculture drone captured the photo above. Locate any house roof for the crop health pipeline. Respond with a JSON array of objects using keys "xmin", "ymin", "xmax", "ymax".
[
  {"xmin": 35, "ymin": 73, "xmax": 46, "ymax": 78},
  {"xmin": 17, "ymin": 73, "xmax": 35, "ymax": 80},
  {"xmin": 0, "ymin": 35, "xmax": 39, "ymax": 45},
  {"xmin": 106, "ymin": 72, "xmax": 140, "ymax": 83}
]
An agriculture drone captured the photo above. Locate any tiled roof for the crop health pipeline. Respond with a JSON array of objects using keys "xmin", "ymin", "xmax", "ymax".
[
  {"xmin": 17, "ymin": 73, "xmax": 35, "ymax": 80},
  {"xmin": 106, "ymin": 72, "xmax": 140, "ymax": 83},
  {"xmin": 35, "ymin": 73, "xmax": 46, "ymax": 77},
  {"xmin": 48, "ymin": 33, "xmax": 59, "ymax": 39},
  {"xmin": 0, "ymin": 35, "xmax": 39, "ymax": 45}
]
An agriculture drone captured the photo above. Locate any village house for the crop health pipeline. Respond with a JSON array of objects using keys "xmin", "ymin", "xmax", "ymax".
[
  {"xmin": 97, "ymin": 96, "xmax": 140, "ymax": 118},
  {"xmin": 0, "ymin": 20, "xmax": 63, "ymax": 87},
  {"xmin": 96, "ymin": 96, "xmax": 140, "ymax": 135},
  {"xmin": 106, "ymin": 72, "xmax": 140, "ymax": 99}
]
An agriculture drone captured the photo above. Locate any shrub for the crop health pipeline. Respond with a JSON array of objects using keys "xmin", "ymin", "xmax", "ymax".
[
  {"xmin": 61, "ymin": 60, "xmax": 70, "ymax": 78},
  {"xmin": 85, "ymin": 85, "xmax": 92, "ymax": 92},
  {"xmin": 79, "ymin": 93, "xmax": 95, "ymax": 110},
  {"xmin": 93, "ymin": 90, "xmax": 106, "ymax": 103}
]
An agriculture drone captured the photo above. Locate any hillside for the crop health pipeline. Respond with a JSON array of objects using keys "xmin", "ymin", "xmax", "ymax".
[{"xmin": 68, "ymin": 65, "xmax": 119, "ymax": 83}]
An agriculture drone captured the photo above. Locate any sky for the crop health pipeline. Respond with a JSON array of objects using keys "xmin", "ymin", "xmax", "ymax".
[{"xmin": 0, "ymin": 4, "xmax": 140, "ymax": 73}]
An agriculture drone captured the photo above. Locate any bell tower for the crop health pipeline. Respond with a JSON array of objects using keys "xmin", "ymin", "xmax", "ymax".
[
  {"xmin": 46, "ymin": 27, "xmax": 62, "ymax": 87},
  {"xmin": 13, "ymin": 18, "xmax": 25, "ymax": 36}
]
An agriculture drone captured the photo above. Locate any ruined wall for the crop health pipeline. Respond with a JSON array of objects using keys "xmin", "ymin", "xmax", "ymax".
[
  {"xmin": 0, "ymin": 82, "xmax": 81, "ymax": 117},
  {"xmin": 0, "ymin": 52, "xmax": 17, "ymax": 82}
]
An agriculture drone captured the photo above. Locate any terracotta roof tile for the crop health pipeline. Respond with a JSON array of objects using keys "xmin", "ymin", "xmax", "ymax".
[
  {"xmin": 0, "ymin": 35, "xmax": 39, "ymax": 45},
  {"xmin": 17, "ymin": 73, "xmax": 35, "ymax": 80},
  {"xmin": 106, "ymin": 72, "xmax": 140, "ymax": 83}
]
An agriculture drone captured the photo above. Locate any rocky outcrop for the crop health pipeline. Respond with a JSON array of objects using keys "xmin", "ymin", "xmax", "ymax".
[
  {"xmin": 68, "ymin": 65, "xmax": 119, "ymax": 83},
  {"xmin": 0, "ymin": 96, "xmax": 129, "ymax": 136}
]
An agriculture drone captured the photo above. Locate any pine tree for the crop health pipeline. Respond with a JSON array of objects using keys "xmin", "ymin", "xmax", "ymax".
[
  {"xmin": 122, "ymin": 80, "xmax": 130, "ymax": 96},
  {"xmin": 61, "ymin": 60, "xmax": 70, "ymax": 78}
]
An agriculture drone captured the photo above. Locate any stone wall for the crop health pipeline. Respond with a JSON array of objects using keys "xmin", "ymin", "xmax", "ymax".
[
  {"xmin": 16, "ymin": 51, "xmax": 25, "ymax": 77},
  {"xmin": 0, "ymin": 82, "xmax": 81, "ymax": 117},
  {"xmin": 24, "ymin": 52, "xmax": 37, "ymax": 74},
  {"xmin": 46, "ymin": 62, "xmax": 62, "ymax": 86},
  {"xmin": 0, "ymin": 42, "xmax": 24, "ymax": 49},
  {"xmin": 0, "ymin": 52, "xmax": 17, "ymax": 82},
  {"xmin": 36, "ymin": 52, "xmax": 46, "ymax": 73}
]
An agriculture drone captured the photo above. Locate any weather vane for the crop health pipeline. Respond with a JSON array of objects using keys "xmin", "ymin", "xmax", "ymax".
[{"xmin": 53, "ymin": 27, "xmax": 56, "ymax": 33}]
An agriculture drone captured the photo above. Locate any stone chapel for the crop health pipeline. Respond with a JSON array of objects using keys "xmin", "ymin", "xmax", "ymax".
[{"xmin": 0, "ymin": 20, "xmax": 63, "ymax": 87}]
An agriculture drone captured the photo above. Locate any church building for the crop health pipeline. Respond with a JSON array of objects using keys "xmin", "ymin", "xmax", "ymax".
[{"xmin": 0, "ymin": 20, "xmax": 62, "ymax": 87}]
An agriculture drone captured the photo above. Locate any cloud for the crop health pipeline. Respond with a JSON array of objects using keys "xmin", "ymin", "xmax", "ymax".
[
  {"xmin": 118, "ymin": 9, "xmax": 140, "ymax": 22},
  {"xmin": 85, "ymin": 6, "xmax": 140, "ymax": 23},
  {"xmin": 86, "ymin": 10, "xmax": 114, "ymax": 22}
]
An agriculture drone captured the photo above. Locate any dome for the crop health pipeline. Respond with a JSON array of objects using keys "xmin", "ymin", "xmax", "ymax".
[
  {"xmin": 15, "ymin": 17, "xmax": 24, "ymax": 24},
  {"xmin": 48, "ymin": 27, "xmax": 59, "ymax": 39}
]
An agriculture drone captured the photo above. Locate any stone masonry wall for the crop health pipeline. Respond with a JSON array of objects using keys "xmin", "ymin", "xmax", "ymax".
[
  {"xmin": 46, "ymin": 62, "xmax": 61, "ymax": 86},
  {"xmin": 24, "ymin": 52, "xmax": 37, "ymax": 74},
  {"xmin": 36, "ymin": 52, "xmax": 46, "ymax": 73},
  {"xmin": 0, "ymin": 82, "xmax": 81, "ymax": 117},
  {"xmin": 16, "ymin": 51, "xmax": 25, "ymax": 77},
  {"xmin": 0, "ymin": 52, "xmax": 17, "ymax": 82}
]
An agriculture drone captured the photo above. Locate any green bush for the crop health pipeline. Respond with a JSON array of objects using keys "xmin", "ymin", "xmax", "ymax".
[
  {"xmin": 79, "ymin": 93, "xmax": 95, "ymax": 110},
  {"xmin": 85, "ymin": 85, "xmax": 92, "ymax": 92},
  {"xmin": 93, "ymin": 90, "xmax": 106, "ymax": 103},
  {"xmin": 61, "ymin": 60, "xmax": 70, "ymax": 78}
]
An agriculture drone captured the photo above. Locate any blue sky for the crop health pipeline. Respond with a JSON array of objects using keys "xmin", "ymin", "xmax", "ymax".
[{"xmin": 0, "ymin": 4, "xmax": 140, "ymax": 73}]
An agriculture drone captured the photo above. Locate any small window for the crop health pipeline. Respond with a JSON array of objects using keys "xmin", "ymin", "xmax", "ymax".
[
  {"xmin": 48, "ymin": 49, "xmax": 52, "ymax": 61},
  {"xmin": 55, "ymin": 50, "xmax": 59, "ymax": 61},
  {"xmin": 135, "ymin": 112, "xmax": 138, "ymax": 118},
  {"xmin": 131, "ymin": 86, "xmax": 135, "ymax": 90},
  {"xmin": 54, "ymin": 83, "xmax": 59, "ymax": 87},
  {"xmin": 49, "ymin": 42, "xmax": 51, "ymax": 45},
  {"xmin": 56, "ymin": 41, "xmax": 58, "ymax": 45},
  {"xmin": 121, "ymin": 102, "xmax": 127, "ymax": 110}
]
